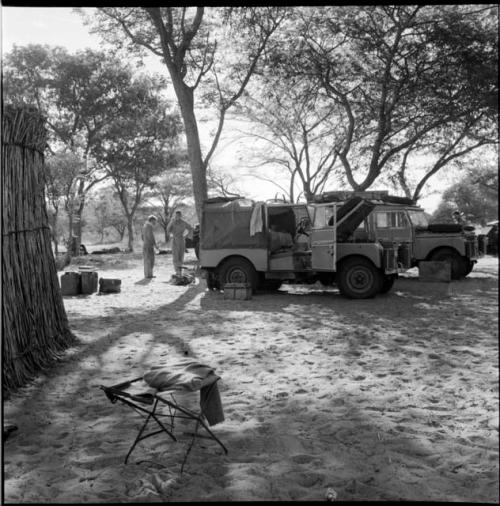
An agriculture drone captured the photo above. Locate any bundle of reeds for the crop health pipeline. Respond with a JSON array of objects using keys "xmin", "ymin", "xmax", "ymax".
[{"xmin": 2, "ymin": 105, "xmax": 75, "ymax": 396}]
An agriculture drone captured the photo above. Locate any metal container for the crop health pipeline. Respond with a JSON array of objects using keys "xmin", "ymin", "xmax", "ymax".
[
  {"xmin": 60, "ymin": 272, "xmax": 81, "ymax": 296},
  {"xmin": 80, "ymin": 270, "xmax": 98, "ymax": 294}
]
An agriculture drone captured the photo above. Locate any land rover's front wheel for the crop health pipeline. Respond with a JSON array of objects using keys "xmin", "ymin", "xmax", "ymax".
[
  {"xmin": 429, "ymin": 248, "xmax": 467, "ymax": 279},
  {"xmin": 337, "ymin": 257, "xmax": 382, "ymax": 299},
  {"xmin": 218, "ymin": 257, "xmax": 259, "ymax": 292}
]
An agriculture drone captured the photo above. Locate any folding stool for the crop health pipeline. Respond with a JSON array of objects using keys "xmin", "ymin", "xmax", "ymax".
[{"xmin": 100, "ymin": 368, "xmax": 227, "ymax": 473}]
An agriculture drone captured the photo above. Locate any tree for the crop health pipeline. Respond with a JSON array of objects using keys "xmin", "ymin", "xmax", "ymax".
[
  {"xmin": 207, "ymin": 166, "xmax": 242, "ymax": 199},
  {"xmin": 82, "ymin": 7, "xmax": 286, "ymax": 220},
  {"xmin": 44, "ymin": 151, "xmax": 83, "ymax": 254},
  {"xmin": 94, "ymin": 76, "xmax": 183, "ymax": 251},
  {"xmin": 149, "ymin": 167, "xmax": 192, "ymax": 242},
  {"xmin": 432, "ymin": 166, "xmax": 498, "ymax": 225},
  {"xmin": 236, "ymin": 75, "xmax": 341, "ymax": 202},
  {"xmin": 84, "ymin": 188, "xmax": 125, "ymax": 243},
  {"xmin": 3, "ymin": 45, "xmax": 165, "ymax": 254},
  {"xmin": 267, "ymin": 5, "xmax": 498, "ymax": 202}
]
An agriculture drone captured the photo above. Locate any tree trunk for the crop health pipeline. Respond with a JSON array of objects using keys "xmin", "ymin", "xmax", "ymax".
[
  {"xmin": 145, "ymin": 7, "xmax": 208, "ymax": 222},
  {"xmin": 127, "ymin": 215, "xmax": 134, "ymax": 252},
  {"xmin": 175, "ymin": 84, "xmax": 207, "ymax": 222},
  {"xmin": 67, "ymin": 212, "xmax": 74, "ymax": 255},
  {"xmin": 2, "ymin": 106, "xmax": 75, "ymax": 396},
  {"xmin": 52, "ymin": 209, "xmax": 59, "ymax": 256},
  {"xmin": 72, "ymin": 207, "xmax": 83, "ymax": 256}
]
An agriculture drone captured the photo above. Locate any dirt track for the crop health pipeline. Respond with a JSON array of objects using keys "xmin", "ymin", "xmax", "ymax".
[{"xmin": 3, "ymin": 253, "xmax": 499, "ymax": 502}]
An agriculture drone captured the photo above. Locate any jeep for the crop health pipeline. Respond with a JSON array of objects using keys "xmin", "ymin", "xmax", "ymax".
[
  {"xmin": 199, "ymin": 196, "xmax": 404, "ymax": 298},
  {"xmin": 313, "ymin": 191, "xmax": 481, "ymax": 279}
]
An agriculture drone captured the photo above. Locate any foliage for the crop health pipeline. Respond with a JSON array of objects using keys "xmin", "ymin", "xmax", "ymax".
[
  {"xmin": 82, "ymin": 7, "xmax": 286, "ymax": 220},
  {"xmin": 259, "ymin": 5, "xmax": 498, "ymax": 202},
  {"xmin": 3, "ymin": 44, "xmax": 182, "ymax": 252},
  {"xmin": 2, "ymin": 45, "xmax": 140, "ymax": 251},
  {"xmin": 93, "ymin": 79, "xmax": 184, "ymax": 251},
  {"xmin": 236, "ymin": 73, "xmax": 342, "ymax": 202},
  {"xmin": 207, "ymin": 166, "xmax": 242, "ymax": 199},
  {"xmin": 44, "ymin": 151, "xmax": 85, "ymax": 253},
  {"xmin": 148, "ymin": 166, "xmax": 192, "ymax": 241},
  {"xmin": 84, "ymin": 188, "xmax": 128, "ymax": 243},
  {"xmin": 431, "ymin": 165, "xmax": 498, "ymax": 225}
]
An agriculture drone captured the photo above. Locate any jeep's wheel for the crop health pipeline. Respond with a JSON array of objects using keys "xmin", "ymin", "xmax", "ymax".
[
  {"xmin": 380, "ymin": 274, "xmax": 396, "ymax": 294},
  {"xmin": 337, "ymin": 257, "xmax": 382, "ymax": 299},
  {"xmin": 429, "ymin": 249, "xmax": 467, "ymax": 279},
  {"xmin": 218, "ymin": 257, "xmax": 258, "ymax": 292}
]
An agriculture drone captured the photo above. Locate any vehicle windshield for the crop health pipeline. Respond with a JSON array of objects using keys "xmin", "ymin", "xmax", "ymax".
[{"xmin": 407, "ymin": 210, "xmax": 428, "ymax": 227}]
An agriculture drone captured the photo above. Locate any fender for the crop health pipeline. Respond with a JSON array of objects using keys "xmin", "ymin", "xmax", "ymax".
[
  {"xmin": 420, "ymin": 243, "xmax": 464, "ymax": 261},
  {"xmin": 200, "ymin": 248, "xmax": 268, "ymax": 272},
  {"xmin": 336, "ymin": 243, "xmax": 383, "ymax": 269}
]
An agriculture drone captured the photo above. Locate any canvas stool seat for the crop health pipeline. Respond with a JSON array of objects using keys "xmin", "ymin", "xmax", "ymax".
[{"xmin": 100, "ymin": 360, "xmax": 227, "ymax": 473}]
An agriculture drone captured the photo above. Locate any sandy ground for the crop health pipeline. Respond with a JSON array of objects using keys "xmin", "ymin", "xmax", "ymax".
[{"xmin": 3, "ymin": 250, "xmax": 499, "ymax": 503}]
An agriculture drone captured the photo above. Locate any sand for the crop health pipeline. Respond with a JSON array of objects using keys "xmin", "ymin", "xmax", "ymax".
[{"xmin": 3, "ymin": 251, "xmax": 499, "ymax": 502}]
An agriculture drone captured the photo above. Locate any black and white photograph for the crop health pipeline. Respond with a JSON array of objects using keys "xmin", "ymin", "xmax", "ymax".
[{"xmin": 2, "ymin": 5, "xmax": 498, "ymax": 502}]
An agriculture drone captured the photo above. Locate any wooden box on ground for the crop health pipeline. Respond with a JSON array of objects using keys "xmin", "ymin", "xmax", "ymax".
[
  {"xmin": 60, "ymin": 272, "xmax": 81, "ymax": 296},
  {"xmin": 223, "ymin": 283, "xmax": 252, "ymax": 300},
  {"xmin": 99, "ymin": 278, "xmax": 121, "ymax": 294}
]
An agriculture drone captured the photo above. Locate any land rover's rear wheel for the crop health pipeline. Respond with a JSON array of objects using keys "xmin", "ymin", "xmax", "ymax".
[
  {"xmin": 337, "ymin": 257, "xmax": 382, "ymax": 299},
  {"xmin": 218, "ymin": 257, "xmax": 258, "ymax": 292},
  {"xmin": 429, "ymin": 248, "xmax": 467, "ymax": 279}
]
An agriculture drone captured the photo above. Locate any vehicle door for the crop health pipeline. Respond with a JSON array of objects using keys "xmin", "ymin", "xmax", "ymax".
[{"xmin": 310, "ymin": 204, "xmax": 337, "ymax": 271}]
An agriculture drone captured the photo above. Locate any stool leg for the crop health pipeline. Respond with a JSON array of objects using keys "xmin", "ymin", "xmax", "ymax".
[
  {"xmin": 180, "ymin": 419, "xmax": 201, "ymax": 474},
  {"xmin": 124, "ymin": 399, "xmax": 158, "ymax": 464}
]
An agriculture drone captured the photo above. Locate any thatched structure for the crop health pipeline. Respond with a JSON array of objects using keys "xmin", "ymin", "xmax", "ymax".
[{"xmin": 2, "ymin": 105, "xmax": 75, "ymax": 396}]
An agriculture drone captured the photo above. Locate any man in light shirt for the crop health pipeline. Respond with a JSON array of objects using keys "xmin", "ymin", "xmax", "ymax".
[{"xmin": 166, "ymin": 210, "xmax": 193, "ymax": 276}]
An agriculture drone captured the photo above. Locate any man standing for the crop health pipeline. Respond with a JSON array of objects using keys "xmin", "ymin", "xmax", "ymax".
[
  {"xmin": 142, "ymin": 215, "xmax": 158, "ymax": 278},
  {"xmin": 166, "ymin": 210, "xmax": 193, "ymax": 276}
]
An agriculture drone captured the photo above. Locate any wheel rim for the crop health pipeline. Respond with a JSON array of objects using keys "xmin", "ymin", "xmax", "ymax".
[
  {"xmin": 226, "ymin": 267, "xmax": 248, "ymax": 284},
  {"xmin": 346, "ymin": 266, "xmax": 374, "ymax": 294}
]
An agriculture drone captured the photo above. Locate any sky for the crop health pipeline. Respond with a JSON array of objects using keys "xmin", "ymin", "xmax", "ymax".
[{"xmin": 1, "ymin": 6, "xmax": 463, "ymax": 214}]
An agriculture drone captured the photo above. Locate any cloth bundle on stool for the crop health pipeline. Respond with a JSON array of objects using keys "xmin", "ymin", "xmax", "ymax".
[{"xmin": 100, "ymin": 360, "xmax": 227, "ymax": 473}]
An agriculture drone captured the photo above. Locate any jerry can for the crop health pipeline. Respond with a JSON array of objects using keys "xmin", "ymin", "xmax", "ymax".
[
  {"xmin": 60, "ymin": 272, "xmax": 81, "ymax": 296},
  {"xmin": 80, "ymin": 270, "xmax": 98, "ymax": 294}
]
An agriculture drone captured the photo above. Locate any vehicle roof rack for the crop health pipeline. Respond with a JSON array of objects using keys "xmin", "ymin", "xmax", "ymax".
[
  {"xmin": 314, "ymin": 190, "xmax": 415, "ymax": 206},
  {"xmin": 313, "ymin": 190, "xmax": 389, "ymax": 203},
  {"xmin": 204, "ymin": 196, "xmax": 243, "ymax": 204}
]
